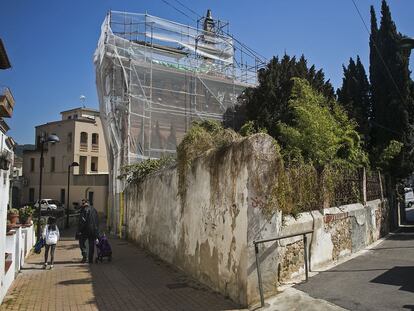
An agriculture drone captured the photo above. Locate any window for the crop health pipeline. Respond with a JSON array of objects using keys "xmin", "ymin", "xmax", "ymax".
[
  {"xmin": 51, "ymin": 157, "xmax": 55, "ymax": 172},
  {"xmin": 92, "ymin": 133, "xmax": 98, "ymax": 145},
  {"xmin": 92, "ymin": 133, "xmax": 99, "ymax": 151},
  {"xmin": 80, "ymin": 132, "xmax": 88, "ymax": 143},
  {"xmin": 80, "ymin": 132, "xmax": 88, "ymax": 151},
  {"xmin": 30, "ymin": 158, "xmax": 35, "ymax": 172},
  {"xmin": 74, "ymin": 114, "xmax": 78, "ymax": 119},
  {"xmin": 91, "ymin": 156, "xmax": 98, "ymax": 172},
  {"xmin": 88, "ymin": 191, "xmax": 94, "ymax": 206}
]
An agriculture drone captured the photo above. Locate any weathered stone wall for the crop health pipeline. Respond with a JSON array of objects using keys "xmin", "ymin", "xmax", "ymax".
[
  {"xmin": 125, "ymin": 134, "xmax": 280, "ymax": 306},
  {"xmin": 251, "ymin": 199, "xmax": 389, "ymax": 303},
  {"xmin": 124, "ymin": 134, "xmax": 389, "ymax": 307}
]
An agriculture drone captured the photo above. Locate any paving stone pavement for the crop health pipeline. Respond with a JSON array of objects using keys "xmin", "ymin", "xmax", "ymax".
[{"xmin": 0, "ymin": 230, "xmax": 241, "ymax": 311}]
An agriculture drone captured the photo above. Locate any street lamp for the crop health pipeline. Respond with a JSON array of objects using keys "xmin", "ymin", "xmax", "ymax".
[
  {"xmin": 400, "ymin": 36, "xmax": 414, "ymax": 50},
  {"xmin": 36, "ymin": 134, "xmax": 60, "ymax": 241},
  {"xmin": 66, "ymin": 161, "xmax": 79, "ymax": 228}
]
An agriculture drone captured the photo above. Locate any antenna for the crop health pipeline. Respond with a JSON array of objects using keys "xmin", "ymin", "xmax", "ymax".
[{"xmin": 80, "ymin": 95, "xmax": 86, "ymax": 108}]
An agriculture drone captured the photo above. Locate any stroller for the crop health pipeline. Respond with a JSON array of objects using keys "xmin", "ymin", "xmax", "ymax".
[{"xmin": 95, "ymin": 234, "xmax": 112, "ymax": 263}]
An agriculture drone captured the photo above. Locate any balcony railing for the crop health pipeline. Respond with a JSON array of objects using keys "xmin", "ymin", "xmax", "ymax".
[
  {"xmin": 80, "ymin": 142, "xmax": 88, "ymax": 152},
  {"xmin": 91, "ymin": 143, "xmax": 99, "ymax": 152},
  {"xmin": 0, "ymin": 87, "xmax": 15, "ymax": 118}
]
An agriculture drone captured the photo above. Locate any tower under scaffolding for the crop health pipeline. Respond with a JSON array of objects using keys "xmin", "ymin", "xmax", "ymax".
[{"xmin": 94, "ymin": 10, "xmax": 263, "ymax": 233}]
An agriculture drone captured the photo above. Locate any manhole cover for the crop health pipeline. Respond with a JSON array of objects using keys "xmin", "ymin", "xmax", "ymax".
[{"xmin": 166, "ymin": 282, "xmax": 188, "ymax": 289}]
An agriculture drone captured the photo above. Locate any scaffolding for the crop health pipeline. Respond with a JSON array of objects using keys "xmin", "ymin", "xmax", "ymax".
[{"xmin": 94, "ymin": 10, "xmax": 262, "ymax": 232}]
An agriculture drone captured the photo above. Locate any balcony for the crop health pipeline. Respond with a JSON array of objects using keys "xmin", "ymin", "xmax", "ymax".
[
  {"xmin": 0, "ymin": 87, "xmax": 15, "ymax": 118},
  {"xmin": 80, "ymin": 142, "xmax": 88, "ymax": 152},
  {"xmin": 91, "ymin": 143, "xmax": 99, "ymax": 152}
]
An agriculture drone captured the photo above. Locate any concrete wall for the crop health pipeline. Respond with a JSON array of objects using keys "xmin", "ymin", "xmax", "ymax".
[
  {"xmin": 0, "ymin": 131, "xmax": 13, "ymax": 304},
  {"xmin": 125, "ymin": 134, "xmax": 279, "ymax": 306},
  {"xmin": 2, "ymin": 224, "xmax": 35, "ymax": 304},
  {"xmin": 247, "ymin": 199, "xmax": 389, "ymax": 303},
  {"xmin": 124, "ymin": 134, "xmax": 389, "ymax": 307}
]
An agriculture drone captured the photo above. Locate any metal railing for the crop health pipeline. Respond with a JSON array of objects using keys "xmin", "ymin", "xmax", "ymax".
[{"xmin": 253, "ymin": 230, "xmax": 313, "ymax": 308}]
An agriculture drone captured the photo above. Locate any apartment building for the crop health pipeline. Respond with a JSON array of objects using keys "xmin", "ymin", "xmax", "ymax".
[{"xmin": 22, "ymin": 107, "xmax": 109, "ymax": 215}]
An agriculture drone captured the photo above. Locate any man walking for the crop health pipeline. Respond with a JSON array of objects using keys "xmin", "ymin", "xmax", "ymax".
[{"xmin": 76, "ymin": 199, "xmax": 99, "ymax": 263}]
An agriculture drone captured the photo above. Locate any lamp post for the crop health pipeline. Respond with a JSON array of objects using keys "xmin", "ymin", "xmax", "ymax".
[
  {"xmin": 36, "ymin": 134, "xmax": 60, "ymax": 242},
  {"xmin": 66, "ymin": 161, "xmax": 79, "ymax": 228},
  {"xmin": 400, "ymin": 36, "xmax": 414, "ymax": 51}
]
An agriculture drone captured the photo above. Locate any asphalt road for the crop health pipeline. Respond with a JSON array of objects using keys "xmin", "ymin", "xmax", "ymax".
[{"xmin": 295, "ymin": 231, "xmax": 414, "ymax": 311}]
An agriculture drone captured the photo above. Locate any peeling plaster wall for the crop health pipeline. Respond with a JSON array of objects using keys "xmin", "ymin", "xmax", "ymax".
[
  {"xmin": 124, "ymin": 133, "xmax": 389, "ymax": 307},
  {"xmin": 125, "ymin": 134, "xmax": 280, "ymax": 306},
  {"xmin": 248, "ymin": 200, "xmax": 389, "ymax": 304}
]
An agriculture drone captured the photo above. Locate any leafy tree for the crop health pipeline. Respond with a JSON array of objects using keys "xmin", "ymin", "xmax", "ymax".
[
  {"xmin": 278, "ymin": 78, "xmax": 367, "ymax": 170},
  {"xmin": 224, "ymin": 54, "xmax": 335, "ymax": 135},
  {"xmin": 369, "ymin": 0, "xmax": 414, "ymax": 179},
  {"xmin": 337, "ymin": 56, "xmax": 371, "ymax": 145}
]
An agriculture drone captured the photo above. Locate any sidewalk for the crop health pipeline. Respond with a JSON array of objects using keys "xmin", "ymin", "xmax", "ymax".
[{"xmin": 0, "ymin": 230, "xmax": 240, "ymax": 311}]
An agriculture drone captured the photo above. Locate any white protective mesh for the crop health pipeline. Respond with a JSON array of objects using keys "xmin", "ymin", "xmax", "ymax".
[{"xmin": 94, "ymin": 11, "xmax": 260, "ymax": 196}]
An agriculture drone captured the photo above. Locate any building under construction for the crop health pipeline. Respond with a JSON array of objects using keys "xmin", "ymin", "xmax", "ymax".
[{"xmin": 94, "ymin": 10, "xmax": 262, "ymax": 233}]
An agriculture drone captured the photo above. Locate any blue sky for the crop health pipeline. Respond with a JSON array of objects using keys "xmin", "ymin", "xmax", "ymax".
[{"xmin": 0, "ymin": 0, "xmax": 413, "ymax": 144}]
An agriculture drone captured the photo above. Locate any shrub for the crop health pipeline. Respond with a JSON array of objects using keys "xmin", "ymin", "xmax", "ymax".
[
  {"xmin": 277, "ymin": 78, "xmax": 368, "ymax": 170},
  {"xmin": 119, "ymin": 156, "xmax": 175, "ymax": 184},
  {"xmin": 177, "ymin": 120, "xmax": 241, "ymax": 203}
]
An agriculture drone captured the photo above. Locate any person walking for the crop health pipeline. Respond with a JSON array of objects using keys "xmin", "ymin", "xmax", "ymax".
[
  {"xmin": 42, "ymin": 216, "xmax": 60, "ymax": 269},
  {"xmin": 76, "ymin": 199, "xmax": 99, "ymax": 263}
]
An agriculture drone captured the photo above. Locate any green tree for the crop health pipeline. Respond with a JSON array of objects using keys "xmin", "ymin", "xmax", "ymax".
[
  {"xmin": 278, "ymin": 78, "xmax": 367, "ymax": 170},
  {"xmin": 224, "ymin": 54, "xmax": 335, "ymax": 134},
  {"xmin": 369, "ymin": 0, "xmax": 414, "ymax": 178},
  {"xmin": 337, "ymin": 56, "xmax": 371, "ymax": 145}
]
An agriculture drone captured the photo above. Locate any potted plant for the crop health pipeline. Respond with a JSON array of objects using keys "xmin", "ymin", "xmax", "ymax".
[
  {"xmin": 7, "ymin": 208, "xmax": 19, "ymax": 225},
  {"xmin": 0, "ymin": 150, "xmax": 11, "ymax": 170},
  {"xmin": 19, "ymin": 206, "xmax": 34, "ymax": 224}
]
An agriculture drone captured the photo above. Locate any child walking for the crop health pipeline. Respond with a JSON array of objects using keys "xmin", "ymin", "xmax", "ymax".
[{"xmin": 42, "ymin": 217, "xmax": 60, "ymax": 269}]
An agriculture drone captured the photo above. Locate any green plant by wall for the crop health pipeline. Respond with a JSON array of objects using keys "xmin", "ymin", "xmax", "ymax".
[
  {"xmin": 265, "ymin": 161, "xmax": 320, "ymax": 218},
  {"xmin": 239, "ymin": 120, "xmax": 268, "ymax": 137},
  {"xmin": 176, "ymin": 120, "xmax": 241, "ymax": 205},
  {"xmin": 277, "ymin": 78, "xmax": 368, "ymax": 170},
  {"xmin": 119, "ymin": 156, "xmax": 175, "ymax": 184}
]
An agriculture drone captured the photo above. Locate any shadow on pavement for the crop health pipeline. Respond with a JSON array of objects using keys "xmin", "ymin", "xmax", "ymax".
[
  {"xmin": 88, "ymin": 236, "xmax": 240, "ymax": 311},
  {"xmin": 371, "ymin": 266, "xmax": 414, "ymax": 293},
  {"xmin": 59, "ymin": 278, "xmax": 92, "ymax": 286}
]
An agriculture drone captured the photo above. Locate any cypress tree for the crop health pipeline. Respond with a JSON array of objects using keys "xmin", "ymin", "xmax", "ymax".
[
  {"xmin": 369, "ymin": 0, "xmax": 414, "ymax": 178},
  {"xmin": 337, "ymin": 56, "xmax": 371, "ymax": 145}
]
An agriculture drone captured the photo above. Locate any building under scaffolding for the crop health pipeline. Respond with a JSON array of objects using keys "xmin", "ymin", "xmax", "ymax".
[{"xmin": 94, "ymin": 10, "xmax": 262, "ymax": 233}]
